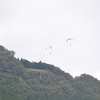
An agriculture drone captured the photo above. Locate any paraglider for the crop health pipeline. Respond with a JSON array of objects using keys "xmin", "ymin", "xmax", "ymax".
[
  {"xmin": 45, "ymin": 46, "xmax": 52, "ymax": 54},
  {"xmin": 66, "ymin": 38, "xmax": 74, "ymax": 46}
]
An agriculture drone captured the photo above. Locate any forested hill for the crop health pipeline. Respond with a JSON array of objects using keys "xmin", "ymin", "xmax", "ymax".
[{"xmin": 0, "ymin": 45, "xmax": 100, "ymax": 100}]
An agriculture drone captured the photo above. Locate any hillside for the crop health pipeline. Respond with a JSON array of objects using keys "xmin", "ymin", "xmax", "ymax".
[{"xmin": 0, "ymin": 45, "xmax": 100, "ymax": 100}]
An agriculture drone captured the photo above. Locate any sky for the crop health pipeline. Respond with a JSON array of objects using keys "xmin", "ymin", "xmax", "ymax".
[{"xmin": 0, "ymin": 0, "xmax": 100, "ymax": 79}]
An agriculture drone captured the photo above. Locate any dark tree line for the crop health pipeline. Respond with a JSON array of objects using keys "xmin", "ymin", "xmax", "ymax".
[{"xmin": 0, "ymin": 45, "xmax": 100, "ymax": 100}]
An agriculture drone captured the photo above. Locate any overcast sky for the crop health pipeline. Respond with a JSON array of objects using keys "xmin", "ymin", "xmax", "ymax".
[{"xmin": 0, "ymin": 0, "xmax": 100, "ymax": 80}]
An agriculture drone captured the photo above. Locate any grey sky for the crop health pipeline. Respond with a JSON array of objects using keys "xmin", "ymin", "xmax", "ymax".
[{"xmin": 0, "ymin": 0, "xmax": 100, "ymax": 79}]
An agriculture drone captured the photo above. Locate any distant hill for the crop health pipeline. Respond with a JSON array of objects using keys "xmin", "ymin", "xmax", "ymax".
[{"xmin": 0, "ymin": 45, "xmax": 100, "ymax": 100}]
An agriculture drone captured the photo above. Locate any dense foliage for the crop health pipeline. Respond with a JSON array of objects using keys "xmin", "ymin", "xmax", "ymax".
[{"xmin": 0, "ymin": 45, "xmax": 100, "ymax": 100}]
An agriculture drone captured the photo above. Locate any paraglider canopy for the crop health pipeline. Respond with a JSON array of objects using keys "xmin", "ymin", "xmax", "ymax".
[
  {"xmin": 66, "ymin": 38, "xmax": 74, "ymax": 42},
  {"xmin": 45, "ymin": 46, "xmax": 52, "ymax": 49}
]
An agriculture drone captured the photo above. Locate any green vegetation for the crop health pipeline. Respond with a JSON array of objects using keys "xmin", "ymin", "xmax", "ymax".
[{"xmin": 0, "ymin": 45, "xmax": 100, "ymax": 100}]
